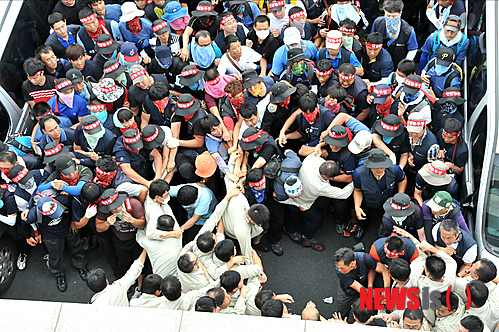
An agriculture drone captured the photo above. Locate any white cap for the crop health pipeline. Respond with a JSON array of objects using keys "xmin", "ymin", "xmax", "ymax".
[
  {"xmin": 406, "ymin": 112, "xmax": 426, "ymax": 133},
  {"xmin": 348, "ymin": 130, "xmax": 373, "ymax": 154},
  {"xmin": 283, "ymin": 27, "xmax": 301, "ymax": 46},
  {"xmin": 326, "ymin": 30, "xmax": 342, "ymax": 49}
]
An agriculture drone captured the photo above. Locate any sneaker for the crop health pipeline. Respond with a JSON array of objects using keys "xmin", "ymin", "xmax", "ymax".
[
  {"xmin": 57, "ymin": 275, "xmax": 67, "ymax": 292},
  {"xmin": 270, "ymin": 242, "xmax": 283, "ymax": 256},
  {"xmin": 336, "ymin": 223, "xmax": 345, "ymax": 234},
  {"xmin": 78, "ymin": 267, "xmax": 89, "ymax": 282},
  {"xmin": 343, "ymin": 221, "xmax": 358, "ymax": 238},
  {"xmin": 81, "ymin": 237, "xmax": 89, "ymax": 251},
  {"xmin": 354, "ymin": 226, "xmax": 365, "ymax": 240},
  {"xmin": 17, "ymin": 254, "xmax": 27, "ymax": 270},
  {"xmin": 302, "ymin": 236, "xmax": 325, "ymax": 251},
  {"xmin": 283, "ymin": 228, "xmax": 303, "ymax": 244},
  {"xmin": 131, "ymin": 286, "xmax": 142, "ymax": 299},
  {"xmin": 43, "ymin": 254, "xmax": 50, "ymax": 261},
  {"xmin": 252, "ymin": 241, "xmax": 271, "ymax": 252}
]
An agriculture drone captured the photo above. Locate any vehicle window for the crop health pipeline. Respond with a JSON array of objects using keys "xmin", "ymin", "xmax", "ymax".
[
  {"xmin": 470, "ymin": 107, "xmax": 487, "ymax": 196},
  {"xmin": 485, "ymin": 155, "xmax": 499, "ymax": 248},
  {"xmin": 0, "ymin": 1, "xmax": 57, "ymax": 108}
]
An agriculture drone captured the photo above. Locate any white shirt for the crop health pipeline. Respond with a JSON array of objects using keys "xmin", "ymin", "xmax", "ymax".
[
  {"xmin": 268, "ymin": 2, "xmax": 306, "ymax": 33},
  {"xmin": 217, "ymin": 46, "xmax": 262, "ymax": 76}
]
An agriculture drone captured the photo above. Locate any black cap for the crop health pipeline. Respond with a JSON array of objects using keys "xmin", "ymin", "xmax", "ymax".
[
  {"xmin": 436, "ymin": 47, "xmax": 455, "ymax": 67},
  {"xmin": 103, "ymin": 59, "xmax": 126, "ymax": 80},
  {"xmin": 383, "ymin": 193, "xmax": 416, "ymax": 217},
  {"xmin": 99, "ymin": 188, "xmax": 127, "ymax": 213},
  {"xmin": 363, "ymin": 148, "xmax": 393, "ymax": 169},
  {"xmin": 66, "ymin": 68, "xmax": 83, "ymax": 83},
  {"xmin": 174, "ymin": 94, "xmax": 201, "ymax": 116},
  {"xmin": 123, "ymin": 129, "xmax": 143, "ymax": 152},
  {"xmin": 402, "ymin": 74, "xmax": 423, "ymax": 95},
  {"xmin": 55, "ymin": 154, "xmax": 77, "ymax": 176},
  {"xmin": 242, "ymin": 70, "xmax": 264, "ymax": 90},
  {"xmin": 176, "ymin": 154, "xmax": 197, "ymax": 182},
  {"xmin": 286, "ymin": 48, "xmax": 309, "ymax": 66},
  {"xmin": 323, "ymin": 125, "xmax": 350, "ymax": 147},
  {"xmin": 142, "ymin": 125, "xmax": 165, "ymax": 150},
  {"xmin": 81, "ymin": 115, "xmax": 103, "ymax": 135},
  {"xmin": 373, "ymin": 114, "xmax": 404, "ymax": 137},
  {"xmin": 54, "ymin": 78, "xmax": 74, "ymax": 93},
  {"xmin": 9, "ymin": 165, "xmax": 33, "ymax": 185},
  {"xmin": 179, "ymin": 65, "xmax": 205, "ymax": 86},
  {"xmin": 94, "ymin": 34, "xmax": 118, "ymax": 54},
  {"xmin": 152, "ymin": 19, "xmax": 170, "ymax": 35},
  {"xmin": 269, "ymin": 82, "xmax": 296, "ymax": 103},
  {"xmin": 43, "ymin": 142, "xmax": 69, "ymax": 164}
]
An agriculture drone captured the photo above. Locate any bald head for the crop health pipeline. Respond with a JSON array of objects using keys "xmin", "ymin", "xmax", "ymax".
[{"xmin": 301, "ymin": 307, "xmax": 320, "ymax": 321}]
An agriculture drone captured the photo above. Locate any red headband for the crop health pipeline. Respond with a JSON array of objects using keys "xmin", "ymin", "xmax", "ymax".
[
  {"xmin": 390, "ymin": 199, "xmax": 411, "ymax": 211},
  {"xmin": 196, "ymin": 4, "xmax": 214, "ymax": 11},
  {"xmin": 143, "ymin": 126, "xmax": 159, "ymax": 142},
  {"xmin": 36, "ymin": 110, "xmax": 52, "ymax": 120},
  {"xmin": 269, "ymin": 0, "xmax": 285, "ymax": 8},
  {"xmin": 407, "ymin": 119, "xmax": 426, "ymax": 127},
  {"xmin": 80, "ymin": 13, "xmax": 97, "ymax": 24},
  {"xmin": 326, "ymin": 36, "xmax": 342, "ymax": 45},
  {"xmin": 329, "ymin": 129, "xmax": 347, "ymax": 139},
  {"xmin": 44, "ymin": 143, "xmax": 63, "ymax": 156},
  {"xmin": 40, "ymin": 198, "xmax": 58, "ymax": 216},
  {"xmin": 152, "ymin": 21, "xmax": 168, "ymax": 33},
  {"xmin": 315, "ymin": 68, "xmax": 333, "ymax": 77},
  {"xmin": 384, "ymin": 243, "xmax": 405, "ymax": 257},
  {"xmin": 366, "ymin": 43, "xmax": 382, "ymax": 49},
  {"xmin": 220, "ymin": 14, "xmax": 235, "ymax": 26},
  {"xmin": 339, "ymin": 26, "xmax": 355, "ymax": 33},
  {"xmin": 123, "ymin": 132, "xmax": 141, "ymax": 144},
  {"xmin": 373, "ymin": 87, "xmax": 391, "ymax": 96},
  {"xmin": 380, "ymin": 120, "xmax": 400, "ymax": 132},
  {"xmin": 100, "ymin": 83, "xmax": 117, "ymax": 93},
  {"xmin": 104, "ymin": 62, "xmax": 120, "ymax": 74},
  {"xmin": 12, "ymin": 167, "xmax": 29, "ymax": 183},
  {"xmin": 130, "ymin": 69, "xmax": 146, "ymax": 81},
  {"xmin": 442, "ymin": 90, "xmax": 461, "ymax": 98},
  {"xmin": 428, "ymin": 163, "xmax": 447, "ymax": 176},
  {"xmin": 208, "ymin": 75, "xmax": 221, "ymax": 85},
  {"xmin": 182, "ymin": 68, "xmax": 200, "ymax": 77},
  {"xmin": 177, "ymin": 99, "xmax": 195, "ymax": 109},
  {"xmin": 89, "ymin": 104, "xmax": 106, "ymax": 112},
  {"xmin": 101, "ymin": 192, "xmax": 119, "ymax": 206},
  {"xmin": 338, "ymin": 72, "xmax": 355, "ymax": 80},
  {"xmin": 404, "ymin": 78, "xmax": 422, "ymax": 89},
  {"xmin": 249, "ymin": 175, "xmax": 266, "ymax": 187},
  {"xmin": 97, "ymin": 39, "xmax": 113, "ymax": 48},
  {"xmin": 30, "ymin": 70, "xmax": 43, "ymax": 78},
  {"xmin": 289, "ymin": 10, "xmax": 305, "ymax": 20},
  {"xmin": 96, "ymin": 167, "xmax": 116, "ymax": 177},
  {"xmin": 55, "ymin": 79, "xmax": 72, "ymax": 91},
  {"xmin": 82, "ymin": 119, "xmax": 101, "ymax": 131},
  {"xmin": 443, "ymin": 129, "xmax": 458, "ymax": 136},
  {"xmin": 242, "ymin": 130, "xmax": 263, "ymax": 143}
]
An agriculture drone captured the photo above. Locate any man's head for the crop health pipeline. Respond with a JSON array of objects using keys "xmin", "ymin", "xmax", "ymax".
[
  {"xmin": 384, "ymin": 0, "xmax": 403, "ymax": 15},
  {"xmin": 269, "ymin": 0, "xmax": 286, "ymax": 19},
  {"xmin": 384, "ymin": 236, "xmax": 406, "ymax": 259},
  {"xmin": 195, "ymin": 30, "xmax": 213, "ymax": 48},
  {"xmin": 406, "ymin": 112, "xmax": 426, "ymax": 141},
  {"xmin": 66, "ymin": 44, "xmax": 86, "ymax": 71},
  {"xmin": 195, "ymin": 296, "xmax": 219, "ymax": 313},
  {"xmin": 130, "ymin": 65, "xmax": 152, "ymax": 89},
  {"xmin": 255, "ymin": 290, "xmax": 275, "ymax": 310},
  {"xmin": 81, "ymin": 182, "xmax": 101, "ymax": 205},
  {"xmin": 467, "ymin": 280, "xmax": 489, "ymax": 308},
  {"xmin": 326, "ymin": 30, "xmax": 343, "ymax": 58},
  {"xmin": 439, "ymin": 219, "xmax": 460, "ymax": 246},
  {"xmin": 152, "ymin": 20, "xmax": 170, "ymax": 45},
  {"xmin": 149, "ymin": 179, "xmax": 170, "ymax": 203},
  {"xmin": 220, "ymin": 270, "xmax": 242, "ymax": 294},
  {"xmin": 397, "ymin": 59, "xmax": 416, "ymax": 78},
  {"xmin": 142, "ymin": 274, "xmax": 163, "ymax": 296},
  {"xmin": 88, "ymin": 0, "xmax": 106, "ymax": 17},
  {"xmin": 220, "ymin": 12, "xmax": 237, "ymax": 35},
  {"xmin": 365, "ymin": 33, "xmax": 384, "ymax": 61},
  {"xmin": 32, "ymin": 102, "xmax": 53, "ymax": 120},
  {"xmin": 0, "ymin": 151, "xmax": 18, "ymax": 173},
  {"xmin": 442, "ymin": 118, "xmax": 462, "ymax": 144},
  {"xmin": 351, "ymin": 298, "xmax": 376, "ymax": 323},
  {"xmin": 161, "ymin": 275, "xmax": 182, "ymax": 301},
  {"xmin": 247, "ymin": 168, "xmax": 266, "ymax": 190},
  {"xmin": 468, "ymin": 259, "xmax": 498, "ymax": 283},
  {"xmin": 23, "ymin": 58, "xmax": 46, "ymax": 86},
  {"xmin": 79, "ymin": 8, "xmax": 100, "ymax": 33},
  {"xmin": 315, "ymin": 59, "xmax": 333, "ymax": 85},
  {"xmin": 224, "ymin": 35, "xmax": 242, "ymax": 60},
  {"xmin": 458, "ymin": 315, "xmax": 485, "ymax": 332},
  {"xmin": 389, "ymin": 258, "xmax": 410, "ymax": 283},
  {"xmin": 197, "ymin": 231, "xmax": 217, "ymax": 253},
  {"xmin": 177, "ymin": 252, "xmax": 199, "ymax": 273},
  {"xmin": 301, "ymin": 306, "xmax": 321, "ymax": 321},
  {"xmin": 298, "ymin": 92, "xmax": 318, "ymax": 116},
  {"xmin": 253, "ymin": 15, "xmax": 270, "ymax": 39},
  {"xmin": 435, "ymin": 290, "xmax": 458, "ymax": 318},
  {"xmin": 240, "ymin": 103, "xmax": 259, "ymax": 127},
  {"xmin": 334, "ymin": 247, "xmax": 356, "ymax": 274},
  {"xmin": 48, "ymin": 12, "xmax": 68, "ymax": 38},
  {"xmin": 224, "ymin": 78, "xmax": 244, "ymax": 103},
  {"xmin": 148, "ymin": 81, "xmax": 170, "ymax": 104},
  {"xmin": 206, "ymin": 287, "xmax": 232, "ymax": 310},
  {"xmin": 156, "ymin": 214, "xmax": 175, "ymax": 232},
  {"xmin": 214, "ymin": 239, "xmax": 236, "ymax": 262},
  {"xmin": 86, "ymin": 268, "xmax": 108, "ymax": 293},
  {"xmin": 318, "ymin": 161, "xmax": 340, "ymax": 180},
  {"xmin": 246, "ymin": 204, "xmax": 270, "ymax": 228},
  {"xmin": 402, "ymin": 308, "xmax": 424, "ymax": 330},
  {"xmin": 338, "ymin": 63, "xmax": 356, "ymax": 89},
  {"xmin": 425, "ymin": 255, "xmax": 446, "ymax": 280},
  {"xmin": 177, "ymin": 185, "xmax": 198, "ymax": 206},
  {"xmin": 66, "ymin": 68, "xmax": 84, "ymax": 94},
  {"xmin": 35, "ymin": 45, "xmax": 58, "ymax": 72},
  {"xmin": 39, "ymin": 115, "xmax": 61, "ymax": 141},
  {"xmin": 261, "ymin": 299, "xmax": 284, "ymax": 318},
  {"xmin": 444, "ymin": 15, "xmax": 461, "ymax": 41}
]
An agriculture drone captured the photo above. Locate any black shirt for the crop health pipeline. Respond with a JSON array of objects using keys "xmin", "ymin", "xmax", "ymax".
[
  {"xmin": 335, "ymin": 252, "xmax": 377, "ymax": 294},
  {"xmin": 371, "ymin": 128, "xmax": 411, "ymax": 163},
  {"xmin": 147, "ymin": 56, "xmax": 187, "ymax": 86},
  {"xmin": 128, "ymin": 74, "xmax": 168, "ymax": 109},
  {"xmin": 171, "ymin": 109, "xmax": 206, "ymax": 140},
  {"xmin": 214, "ymin": 26, "xmax": 247, "ymax": 54},
  {"xmin": 21, "ymin": 75, "xmax": 56, "ymax": 103},
  {"xmin": 187, "ymin": 16, "xmax": 221, "ymax": 41},
  {"xmin": 53, "ymin": 0, "xmax": 84, "ymax": 26},
  {"xmin": 45, "ymin": 61, "xmax": 67, "ymax": 79},
  {"xmin": 247, "ymin": 140, "xmax": 278, "ymax": 167},
  {"xmin": 64, "ymin": 60, "xmax": 103, "ymax": 81},
  {"xmin": 246, "ymin": 29, "xmax": 282, "ymax": 64},
  {"xmin": 436, "ymin": 129, "xmax": 468, "ymax": 168}
]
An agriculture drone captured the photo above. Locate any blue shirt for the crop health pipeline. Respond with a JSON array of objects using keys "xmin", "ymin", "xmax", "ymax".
[
  {"xmin": 119, "ymin": 18, "xmax": 154, "ymax": 46},
  {"xmin": 352, "ymin": 165, "xmax": 405, "ymax": 190},
  {"xmin": 420, "ymin": 31, "xmax": 470, "ymax": 72},
  {"xmin": 57, "ymin": 31, "xmax": 75, "ymax": 49},
  {"xmin": 226, "ymin": 2, "xmax": 262, "ymax": 29},
  {"xmin": 317, "ymin": 47, "xmax": 362, "ymax": 70},
  {"xmin": 205, "ymin": 135, "xmax": 222, "ymax": 155},
  {"xmin": 169, "ymin": 184, "xmax": 217, "ymax": 225},
  {"xmin": 34, "ymin": 115, "xmax": 73, "ymax": 142},
  {"xmin": 345, "ymin": 118, "xmax": 371, "ymax": 134},
  {"xmin": 47, "ymin": 94, "xmax": 88, "ymax": 124},
  {"xmin": 103, "ymin": 4, "xmax": 122, "ymax": 22},
  {"xmin": 272, "ymin": 41, "xmax": 318, "ymax": 76},
  {"xmin": 423, "ymin": 64, "xmax": 461, "ymax": 98}
]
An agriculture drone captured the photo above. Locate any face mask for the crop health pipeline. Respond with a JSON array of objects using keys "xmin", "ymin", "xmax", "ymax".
[
  {"xmin": 435, "ymin": 64, "xmax": 451, "ymax": 75},
  {"xmin": 125, "ymin": 60, "xmax": 140, "ymax": 70},
  {"xmin": 157, "ymin": 195, "xmax": 170, "ymax": 205},
  {"xmin": 302, "ymin": 108, "xmax": 319, "ymax": 124},
  {"xmin": 395, "ymin": 73, "xmax": 405, "ymax": 85},
  {"xmin": 19, "ymin": 177, "xmax": 36, "ymax": 191},
  {"xmin": 57, "ymin": 90, "xmax": 75, "ymax": 108},
  {"xmin": 91, "ymin": 107, "xmax": 109, "ymax": 124},
  {"xmin": 385, "ymin": 16, "xmax": 401, "ymax": 37},
  {"xmin": 229, "ymin": 93, "xmax": 244, "ymax": 110},
  {"xmin": 255, "ymin": 29, "xmax": 270, "ymax": 40},
  {"xmin": 84, "ymin": 125, "xmax": 106, "ymax": 150},
  {"xmin": 156, "ymin": 56, "xmax": 172, "ymax": 69},
  {"xmin": 249, "ymin": 82, "xmax": 263, "ymax": 97},
  {"xmin": 382, "ymin": 135, "xmax": 394, "ymax": 144},
  {"xmin": 189, "ymin": 82, "xmax": 200, "ymax": 91},
  {"xmin": 342, "ymin": 36, "xmax": 353, "ymax": 49},
  {"xmin": 404, "ymin": 92, "xmax": 419, "ymax": 103},
  {"xmin": 116, "ymin": 72, "xmax": 127, "ymax": 87},
  {"xmin": 153, "ymin": 98, "xmax": 169, "ymax": 111},
  {"xmin": 169, "ymin": 15, "xmax": 190, "ymax": 31},
  {"xmin": 102, "ymin": 49, "xmax": 118, "ymax": 60},
  {"xmin": 192, "ymin": 43, "xmax": 216, "ymax": 69},
  {"xmin": 325, "ymin": 100, "xmax": 341, "ymax": 113},
  {"xmin": 290, "ymin": 20, "xmax": 306, "ymax": 38},
  {"xmin": 441, "ymin": 102, "xmax": 457, "ymax": 114},
  {"xmin": 291, "ymin": 62, "xmax": 306, "ymax": 76},
  {"xmin": 391, "ymin": 215, "xmax": 407, "ymax": 224}
]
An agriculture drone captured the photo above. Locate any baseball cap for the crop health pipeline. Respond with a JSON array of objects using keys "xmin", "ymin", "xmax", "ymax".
[
  {"xmin": 436, "ymin": 47, "xmax": 455, "ymax": 67},
  {"xmin": 326, "ymin": 30, "xmax": 342, "ymax": 49},
  {"xmin": 130, "ymin": 65, "xmax": 147, "ymax": 84},
  {"xmin": 348, "ymin": 130, "xmax": 372, "ymax": 154},
  {"xmin": 121, "ymin": 42, "xmax": 140, "ymax": 62},
  {"xmin": 66, "ymin": 69, "xmax": 83, "ymax": 83},
  {"xmin": 372, "ymin": 83, "xmax": 392, "ymax": 104},
  {"xmin": 152, "ymin": 19, "xmax": 170, "ymax": 35},
  {"xmin": 406, "ymin": 112, "xmax": 426, "ymax": 133},
  {"xmin": 37, "ymin": 196, "xmax": 64, "ymax": 219},
  {"xmin": 55, "ymin": 154, "xmax": 77, "ymax": 176},
  {"xmin": 402, "ymin": 75, "xmax": 423, "ymax": 95},
  {"xmin": 283, "ymin": 27, "xmax": 301, "ymax": 46},
  {"xmin": 444, "ymin": 15, "xmax": 461, "ymax": 32},
  {"xmin": 426, "ymin": 191, "xmax": 453, "ymax": 212},
  {"xmin": 155, "ymin": 45, "xmax": 172, "ymax": 66},
  {"xmin": 9, "ymin": 165, "xmax": 33, "ymax": 185},
  {"xmin": 268, "ymin": 0, "xmax": 285, "ymax": 12}
]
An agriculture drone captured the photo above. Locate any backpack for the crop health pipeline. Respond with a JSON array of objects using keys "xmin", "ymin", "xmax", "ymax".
[
  {"xmin": 263, "ymin": 155, "xmax": 301, "ymax": 185},
  {"xmin": 432, "ymin": 31, "xmax": 467, "ymax": 57},
  {"xmin": 6, "ymin": 134, "xmax": 33, "ymax": 155},
  {"xmin": 426, "ymin": 58, "xmax": 463, "ymax": 88}
]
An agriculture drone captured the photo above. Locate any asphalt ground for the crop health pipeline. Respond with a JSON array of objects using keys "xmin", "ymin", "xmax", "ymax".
[{"xmin": 0, "ymin": 205, "xmax": 381, "ymax": 318}]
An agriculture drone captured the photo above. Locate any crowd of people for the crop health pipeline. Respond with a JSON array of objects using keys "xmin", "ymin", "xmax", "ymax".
[{"xmin": 0, "ymin": 0, "xmax": 495, "ymax": 330}]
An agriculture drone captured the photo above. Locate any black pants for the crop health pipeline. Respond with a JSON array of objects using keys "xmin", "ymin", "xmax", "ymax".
[
  {"xmin": 110, "ymin": 233, "xmax": 143, "ymax": 278},
  {"xmin": 335, "ymin": 285, "xmax": 360, "ymax": 322},
  {"xmin": 4, "ymin": 218, "xmax": 31, "ymax": 255},
  {"xmin": 96, "ymin": 229, "xmax": 121, "ymax": 277},
  {"xmin": 43, "ymin": 230, "xmax": 87, "ymax": 277},
  {"xmin": 423, "ymin": 218, "xmax": 435, "ymax": 245},
  {"xmin": 267, "ymin": 198, "xmax": 285, "ymax": 244},
  {"xmin": 283, "ymin": 205, "xmax": 302, "ymax": 234},
  {"xmin": 182, "ymin": 224, "xmax": 202, "ymax": 246},
  {"xmin": 332, "ymin": 198, "xmax": 351, "ymax": 225},
  {"xmin": 356, "ymin": 206, "xmax": 384, "ymax": 231}
]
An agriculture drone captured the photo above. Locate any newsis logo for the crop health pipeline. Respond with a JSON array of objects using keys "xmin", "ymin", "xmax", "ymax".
[{"xmin": 360, "ymin": 286, "xmax": 472, "ymax": 311}]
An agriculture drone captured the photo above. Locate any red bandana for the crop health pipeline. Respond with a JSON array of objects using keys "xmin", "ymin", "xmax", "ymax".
[
  {"xmin": 280, "ymin": 95, "xmax": 291, "ymax": 109},
  {"xmin": 184, "ymin": 112, "xmax": 196, "ymax": 122},
  {"xmin": 302, "ymin": 107, "xmax": 319, "ymax": 125},
  {"xmin": 384, "ymin": 243, "xmax": 404, "ymax": 257},
  {"xmin": 127, "ymin": 17, "xmax": 142, "ymax": 35},
  {"xmin": 93, "ymin": 167, "xmax": 117, "ymax": 188},
  {"xmin": 61, "ymin": 169, "xmax": 79, "ymax": 186},
  {"xmin": 229, "ymin": 93, "xmax": 244, "ymax": 112},
  {"xmin": 120, "ymin": 120, "xmax": 139, "ymax": 134},
  {"xmin": 376, "ymin": 97, "xmax": 393, "ymax": 118},
  {"xmin": 87, "ymin": 17, "xmax": 111, "ymax": 42}
]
